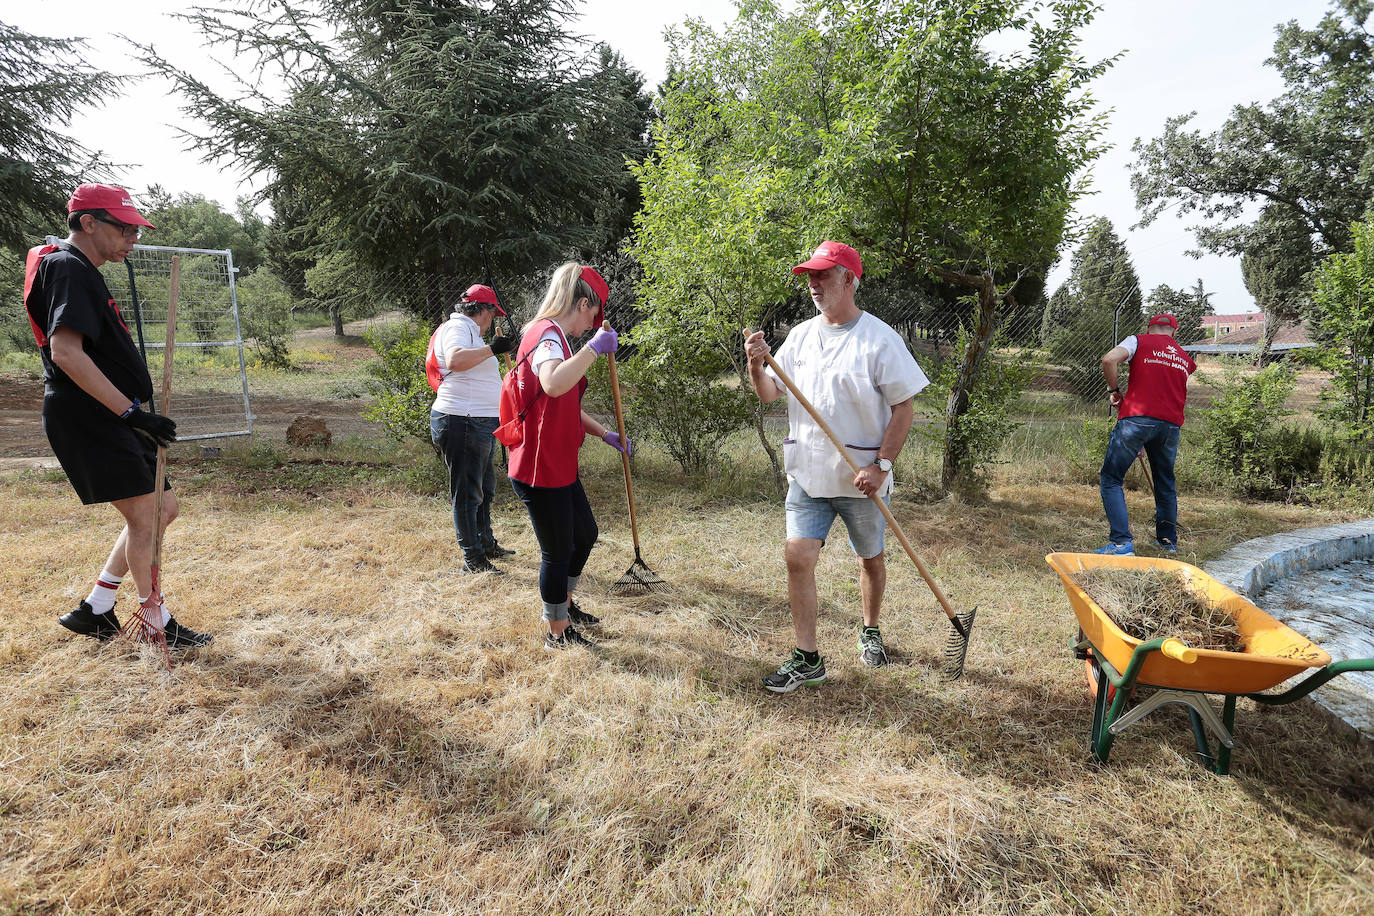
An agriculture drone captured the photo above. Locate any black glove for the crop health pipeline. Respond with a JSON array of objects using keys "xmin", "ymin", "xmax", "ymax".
[
  {"xmin": 124, "ymin": 407, "xmax": 177, "ymax": 448},
  {"xmin": 490, "ymin": 334, "xmax": 517, "ymax": 356}
]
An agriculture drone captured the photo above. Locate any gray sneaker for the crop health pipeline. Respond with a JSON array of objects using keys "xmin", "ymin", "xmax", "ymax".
[
  {"xmin": 761, "ymin": 649, "xmax": 826, "ymax": 693},
  {"xmin": 857, "ymin": 626, "xmax": 888, "ymax": 667}
]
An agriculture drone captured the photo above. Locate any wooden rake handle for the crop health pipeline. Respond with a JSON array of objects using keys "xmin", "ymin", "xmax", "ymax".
[
  {"xmin": 603, "ymin": 321, "xmax": 642, "ymax": 552},
  {"xmin": 744, "ymin": 329, "xmax": 961, "ymax": 624},
  {"xmin": 148, "ymin": 256, "xmax": 181, "ymax": 572}
]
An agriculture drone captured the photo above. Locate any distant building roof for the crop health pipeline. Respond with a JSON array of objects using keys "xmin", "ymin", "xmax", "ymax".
[
  {"xmin": 1202, "ymin": 313, "xmax": 1264, "ymax": 325},
  {"xmin": 1183, "ymin": 321, "xmax": 1316, "ymax": 355}
]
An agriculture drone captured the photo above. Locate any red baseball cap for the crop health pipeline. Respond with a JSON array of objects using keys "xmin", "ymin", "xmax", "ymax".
[
  {"xmin": 1147, "ymin": 313, "xmax": 1178, "ymax": 329},
  {"xmin": 792, "ymin": 241, "xmax": 862, "ymax": 279},
  {"xmin": 461, "ymin": 283, "xmax": 505, "ymax": 316},
  {"xmin": 67, "ymin": 184, "xmax": 156, "ymax": 229},
  {"xmin": 580, "ymin": 266, "xmax": 609, "ymax": 326}
]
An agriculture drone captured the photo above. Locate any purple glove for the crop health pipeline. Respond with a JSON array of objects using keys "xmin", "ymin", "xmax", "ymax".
[
  {"xmin": 602, "ymin": 430, "xmax": 632, "ymax": 456},
  {"xmin": 587, "ymin": 325, "xmax": 618, "ymax": 356}
]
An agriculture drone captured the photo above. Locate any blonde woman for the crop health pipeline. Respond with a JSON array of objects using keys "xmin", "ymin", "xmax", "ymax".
[{"xmin": 502, "ymin": 263, "xmax": 627, "ymax": 648}]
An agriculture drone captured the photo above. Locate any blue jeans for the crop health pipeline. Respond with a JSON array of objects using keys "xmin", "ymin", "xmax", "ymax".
[
  {"xmin": 1100, "ymin": 416, "xmax": 1181, "ymax": 546},
  {"xmin": 431, "ymin": 412, "xmax": 499, "ymax": 563}
]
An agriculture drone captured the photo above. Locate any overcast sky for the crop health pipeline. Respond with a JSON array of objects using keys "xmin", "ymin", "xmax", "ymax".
[{"xmin": 6, "ymin": 0, "xmax": 1335, "ymax": 314}]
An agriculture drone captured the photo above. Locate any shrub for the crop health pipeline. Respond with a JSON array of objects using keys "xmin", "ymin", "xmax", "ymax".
[
  {"xmin": 362, "ymin": 320, "xmax": 434, "ymax": 443},
  {"xmin": 236, "ymin": 268, "xmax": 295, "ymax": 369},
  {"xmin": 1195, "ymin": 360, "xmax": 1296, "ymax": 492}
]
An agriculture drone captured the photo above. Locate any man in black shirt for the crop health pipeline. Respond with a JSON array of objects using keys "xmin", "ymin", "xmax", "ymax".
[{"xmin": 24, "ymin": 184, "xmax": 212, "ymax": 648}]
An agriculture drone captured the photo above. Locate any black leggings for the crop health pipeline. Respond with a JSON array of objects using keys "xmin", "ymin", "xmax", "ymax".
[{"xmin": 510, "ymin": 477, "xmax": 599, "ymax": 605}]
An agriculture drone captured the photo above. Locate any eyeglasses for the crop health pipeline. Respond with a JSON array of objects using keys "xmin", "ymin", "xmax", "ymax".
[{"xmin": 93, "ymin": 215, "xmax": 143, "ymax": 240}]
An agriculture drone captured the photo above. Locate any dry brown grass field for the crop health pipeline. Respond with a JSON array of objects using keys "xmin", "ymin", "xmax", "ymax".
[{"xmin": 1, "ymin": 438, "xmax": 1371, "ymax": 915}]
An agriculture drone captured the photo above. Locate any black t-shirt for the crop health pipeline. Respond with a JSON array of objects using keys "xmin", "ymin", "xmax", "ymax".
[{"xmin": 29, "ymin": 243, "xmax": 153, "ymax": 403}]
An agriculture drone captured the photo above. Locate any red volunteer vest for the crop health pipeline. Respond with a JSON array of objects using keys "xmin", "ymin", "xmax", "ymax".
[
  {"xmin": 424, "ymin": 325, "xmax": 445, "ymax": 392},
  {"xmin": 1120, "ymin": 333, "xmax": 1196, "ymax": 426},
  {"xmin": 506, "ymin": 319, "xmax": 587, "ymax": 488}
]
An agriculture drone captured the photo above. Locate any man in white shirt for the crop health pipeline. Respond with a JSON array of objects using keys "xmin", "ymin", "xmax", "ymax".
[
  {"xmin": 744, "ymin": 242, "xmax": 929, "ymax": 692},
  {"xmin": 429, "ymin": 284, "xmax": 517, "ymax": 574}
]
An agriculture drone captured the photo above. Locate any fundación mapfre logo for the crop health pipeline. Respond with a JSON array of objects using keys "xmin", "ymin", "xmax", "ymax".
[{"xmin": 121, "ymin": 197, "xmax": 136, "ymax": 208}]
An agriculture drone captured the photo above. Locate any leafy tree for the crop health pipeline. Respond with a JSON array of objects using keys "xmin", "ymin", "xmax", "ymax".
[
  {"xmin": 1147, "ymin": 279, "xmax": 1214, "ymax": 345},
  {"xmin": 139, "ymin": 0, "xmax": 651, "ymax": 289},
  {"xmin": 1043, "ymin": 217, "xmax": 1143, "ymax": 400},
  {"xmin": 633, "ymin": 0, "xmax": 1110, "ymax": 491},
  {"xmin": 1309, "ymin": 216, "xmax": 1374, "ymax": 438},
  {"xmin": 1241, "ymin": 207, "xmax": 1316, "ymax": 364},
  {"xmin": 1132, "ymin": 0, "xmax": 1373, "ymax": 317},
  {"xmin": 0, "ymin": 21, "xmax": 122, "ymax": 252},
  {"xmin": 144, "ymin": 187, "xmax": 267, "ymax": 270}
]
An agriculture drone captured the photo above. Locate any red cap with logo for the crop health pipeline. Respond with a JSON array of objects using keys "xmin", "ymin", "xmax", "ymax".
[
  {"xmin": 792, "ymin": 241, "xmax": 862, "ymax": 279},
  {"xmin": 67, "ymin": 184, "xmax": 156, "ymax": 229},
  {"xmin": 1147, "ymin": 313, "xmax": 1179, "ymax": 329},
  {"xmin": 461, "ymin": 283, "xmax": 505, "ymax": 316},
  {"xmin": 580, "ymin": 266, "xmax": 609, "ymax": 326}
]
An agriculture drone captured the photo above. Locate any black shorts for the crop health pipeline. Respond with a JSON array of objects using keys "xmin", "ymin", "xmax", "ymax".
[{"xmin": 42, "ymin": 390, "xmax": 171, "ymax": 505}]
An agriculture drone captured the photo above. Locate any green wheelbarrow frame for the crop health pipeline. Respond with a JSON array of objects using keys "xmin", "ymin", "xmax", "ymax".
[{"xmin": 1074, "ymin": 631, "xmax": 1374, "ymax": 775}]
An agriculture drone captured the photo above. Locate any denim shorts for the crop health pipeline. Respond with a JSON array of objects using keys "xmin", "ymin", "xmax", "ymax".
[{"xmin": 785, "ymin": 479, "xmax": 889, "ymax": 559}]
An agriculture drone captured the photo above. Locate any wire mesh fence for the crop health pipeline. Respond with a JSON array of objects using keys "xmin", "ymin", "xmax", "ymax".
[
  {"xmin": 5, "ymin": 249, "xmax": 1325, "ymax": 455},
  {"xmin": 97, "ymin": 244, "xmax": 253, "ymax": 441}
]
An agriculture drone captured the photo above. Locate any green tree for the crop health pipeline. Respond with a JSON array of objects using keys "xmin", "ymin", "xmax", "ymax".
[
  {"xmin": 1043, "ymin": 217, "xmax": 1143, "ymax": 400},
  {"xmin": 1147, "ymin": 279, "xmax": 1214, "ymax": 345},
  {"xmin": 139, "ymin": 0, "xmax": 650, "ymax": 287},
  {"xmin": 0, "ymin": 21, "xmax": 121, "ymax": 252},
  {"xmin": 1309, "ymin": 216, "xmax": 1374, "ymax": 438},
  {"xmin": 633, "ymin": 0, "xmax": 1110, "ymax": 491},
  {"xmin": 1132, "ymin": 0, "xmax": 1373, "ymax": 318},
  {"xmin": 1241, "ymin": 207, "xmax": 1316, "ymax": 365},
  {"xmin": 144, "ymin": 187, "xmax": 267, "ymax": 270}
]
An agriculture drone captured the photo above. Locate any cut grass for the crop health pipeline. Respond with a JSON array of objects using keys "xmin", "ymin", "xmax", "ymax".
[{"xmin": 0, "ymin": 444, "xmax": 1371, "ymax": 915}]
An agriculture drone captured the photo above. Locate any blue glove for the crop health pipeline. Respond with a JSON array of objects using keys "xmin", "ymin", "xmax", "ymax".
[
  {"xmin": 602, "ymin": 430, "xmax": 632, "ymax": 456},
  {"xmin": 588, "ymin": 325, "xmax": 618, "ymax": 356}
]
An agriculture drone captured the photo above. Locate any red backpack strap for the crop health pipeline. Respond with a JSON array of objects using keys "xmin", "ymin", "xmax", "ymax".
[
  {"xmin": 22, "ymin": 244, "xmax": 60, "ymax": 347},
  {"xmin": 424, "ymin": 325, "xmax": 445, "ymax": 392}
]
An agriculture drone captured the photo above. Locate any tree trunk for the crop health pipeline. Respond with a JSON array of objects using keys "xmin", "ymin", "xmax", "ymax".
[
  {"xmin": 331, "ymin": 304, "xmax": 345, "ymax": 337},
  {"xmin": 935, "ymin": 268, "xmax": 1000, "ymax": 493},
  {"xmin": 1253, "ymin": 313, "xmax": 1282, "ymax": 367}
]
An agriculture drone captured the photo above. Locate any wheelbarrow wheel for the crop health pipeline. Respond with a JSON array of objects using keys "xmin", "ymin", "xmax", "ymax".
[{"xmin": 1083, "ymin": 649, "xmax": 1117, "ymax": 703}]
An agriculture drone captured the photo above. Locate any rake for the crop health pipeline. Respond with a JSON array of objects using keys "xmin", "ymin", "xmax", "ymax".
[
  {"xmin": 746, "ymin": 329, "xmax": 975, "ymax": 678},
  {"xmin": 112, "ymin": 255, "xmax": 182, "ymax": 670},
  {"xmin": 603, "ymin": 323, "xmax": 665, "ymax": 596}
]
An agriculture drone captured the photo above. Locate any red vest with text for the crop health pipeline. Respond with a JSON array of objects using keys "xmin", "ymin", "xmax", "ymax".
[
  {"xmin": 507, "ymin": 319, "xmax": 587, "ymax": 488},
  {"xmin": 1120, "ymin": 334, "xmax": 1197, "ymax": 426}
]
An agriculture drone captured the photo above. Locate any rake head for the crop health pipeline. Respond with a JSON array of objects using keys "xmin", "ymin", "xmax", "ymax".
[
  {"xmin": 609, "ymin": 554, "xmax": 666, "ymax": 597},
  {"xmin": 110, "ymin": 596, "xmax": 171, "ymax": 671},
  {"xmin": 941, "ymin": 605, "xmax": 977, "ymax": 680}
]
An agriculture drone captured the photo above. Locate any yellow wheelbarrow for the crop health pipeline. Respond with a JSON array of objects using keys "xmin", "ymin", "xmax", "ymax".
[{"xmin": 1046, "ymin": 552, "xmax": 1374, "ymax": 774}]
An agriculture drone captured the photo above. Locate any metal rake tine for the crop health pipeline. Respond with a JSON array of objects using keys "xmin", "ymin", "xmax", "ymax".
[{"xmin": 942, "ymin": 606, "xmax": 977, "ymax": 680}]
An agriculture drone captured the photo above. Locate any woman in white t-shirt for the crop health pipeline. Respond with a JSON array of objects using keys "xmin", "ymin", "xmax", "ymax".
[{"xmin": 428, "ymin": 284, "xmax": 517, "ymax": 573}]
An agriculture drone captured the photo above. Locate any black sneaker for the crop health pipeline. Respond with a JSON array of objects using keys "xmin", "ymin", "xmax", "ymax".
[
  {"xmin": 460, "ymin": 556, "xmax": 505, "ymax": 576},
  {"xmin": 58, "ymin": 601, "xmax": 122, "ymax": 641},
  {"xmin": 543, "ymin": 626, "xmax": 596, "ymax": 650},
  {"xmin": 568, "ymin": 600, "xmax": 601, "ymax": 628},
  {"xmin": 761, "ymin": 649, "xmax": 826, "ymax": 693},
  {"xmin": 486, "ymin": 542, "xmax": 516, "ymax": 559},
  {"xmin": 164, "ymin": 616, "xmax": 213, "ymax": 649},
  {"xmin": 858, "ymin": 626, "xmax": 888, "ymax": 667}
]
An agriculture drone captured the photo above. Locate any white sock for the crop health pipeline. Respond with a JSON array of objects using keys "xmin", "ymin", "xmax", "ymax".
[{"xmin": 86, "ymin": 572, "xmax": 122, "ymax": 614}]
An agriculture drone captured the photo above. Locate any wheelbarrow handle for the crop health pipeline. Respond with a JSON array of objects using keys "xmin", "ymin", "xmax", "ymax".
[{"xmin": 1161, "ymin": 638, "xmax": 1198, "ymax": 664}]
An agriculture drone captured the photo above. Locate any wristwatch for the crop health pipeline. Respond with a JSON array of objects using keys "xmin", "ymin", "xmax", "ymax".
[{"xmin": 874, "ymin": 457, "xmax": 893, "ymax": 473}]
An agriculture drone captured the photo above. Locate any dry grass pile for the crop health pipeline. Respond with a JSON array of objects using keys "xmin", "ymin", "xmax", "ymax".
[
  {"xmin": 1075, "ymin": 567, "xmax": 1246, "ymax": 653},
  {"xmin": 0, "ymin": 444, "xmax": 1371, "ymax": 915}
]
